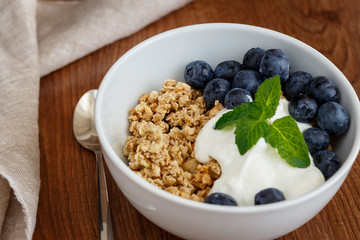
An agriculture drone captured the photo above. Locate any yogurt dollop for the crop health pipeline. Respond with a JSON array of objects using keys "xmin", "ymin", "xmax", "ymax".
[{"xmin": 195, "ymin": 98, "xmax": 325, "ymax": 206}]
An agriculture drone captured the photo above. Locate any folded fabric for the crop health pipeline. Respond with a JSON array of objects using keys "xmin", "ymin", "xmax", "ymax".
[
  {"xmin": 37, "ymin": 0, "xmax": 192, "ymax": 77},
  {"xmin": 0, "ymin": 0, "xmax": 191, "ymax": 239}
]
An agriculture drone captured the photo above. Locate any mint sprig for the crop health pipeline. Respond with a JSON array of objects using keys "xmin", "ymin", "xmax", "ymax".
[{"xmin": 214, "ymin": 75, "xmax": 310, "ymax": 168}]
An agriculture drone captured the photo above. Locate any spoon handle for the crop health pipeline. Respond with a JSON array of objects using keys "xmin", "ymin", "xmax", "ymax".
[{"xmin": 96, "ymin": 151, "xmax": 114, "ymax": 240}]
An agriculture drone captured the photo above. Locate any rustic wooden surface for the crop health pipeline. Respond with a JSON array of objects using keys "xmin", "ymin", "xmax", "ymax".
[{"xmin": 33, "ymin": 0, "xmax": 360, "ymax": 239}]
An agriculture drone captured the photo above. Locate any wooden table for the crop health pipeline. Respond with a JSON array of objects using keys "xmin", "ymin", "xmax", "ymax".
[{"xmin": 33, "ymin": 0, "xmax": 360, "ymax": 239}]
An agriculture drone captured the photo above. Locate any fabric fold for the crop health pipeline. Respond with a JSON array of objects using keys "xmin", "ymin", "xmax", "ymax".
[
  {"xmin": 37, "ymin": 0, "xmax": 192, "ymax": 77},
  {"xmin": 0, "ymin": 177, "xmax": 11, "ymax": 232}
]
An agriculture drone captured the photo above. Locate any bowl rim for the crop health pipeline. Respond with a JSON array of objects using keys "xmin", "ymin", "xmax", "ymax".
[{"xmin": 95, "ymin": 23, "xmax": 360, "ymax": 213}]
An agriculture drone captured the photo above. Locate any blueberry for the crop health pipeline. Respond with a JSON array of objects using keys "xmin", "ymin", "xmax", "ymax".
[
  {"xmin": 312, "ymin": 150, "xmax": 341, "ymax": 180},
  {"xmin": 317, "ymin": 101, "xmax": 350, "ymax": 136},
  {"xmin": 306, "ymin": 76, "xmax": 339, "ymax": 105},
  {"xmin": 214, "ymin": 60, "xmax": 243, "ymax": 81},
  {"xmin": 232, "ymin": 70, "xmax": 263, "ymax": 98},
  {"xmin": 303, "ymin": 127, "xmax": 330, "ymax": 155},
  {"xmin": 203, "ymin": 78, "xmax": 231, "ymax": 108},
  {"xmin": 288, "ymin": 95, "xmax": 318, "ymax": 123},
  {"xmin": 259, "ymin": 49, "xmax": 290, "ymax": 85},
  {"xmin": 284, "ymin": 71, "xmax": 313, "ymax": 100},
  {"xmin": 204, "ymin": 192, "xmax": 237, "ymax": 206},
  {"xmin": 243, "ymin": 47, "xmax": 265, "ymax": 71},
  {"xmin": 254, "ymin": 188, "xmax": 285, "ymax": 205},
  {"xmin": 184, "ymin": 60, "xmax": 214, "ymax": 89},
  {"xmin": 224, "ymin": 88, "xmax": 252, "ymax": 109}
]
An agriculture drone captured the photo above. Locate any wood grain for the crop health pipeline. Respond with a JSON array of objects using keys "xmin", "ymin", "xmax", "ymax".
[{"xmin": 34, "ymin": 0, "xmax": 360, "ymax": 239}]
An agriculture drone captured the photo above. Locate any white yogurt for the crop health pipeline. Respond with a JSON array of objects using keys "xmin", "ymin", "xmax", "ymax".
[{"xmin": 195, "ymin": 98, "xmax": 325, "ymax": 206}]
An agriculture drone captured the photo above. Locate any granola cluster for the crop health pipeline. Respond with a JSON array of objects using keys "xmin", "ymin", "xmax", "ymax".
[{"xmin": 124, "ymin": 79, "xmax": 223, "ymax": 201}]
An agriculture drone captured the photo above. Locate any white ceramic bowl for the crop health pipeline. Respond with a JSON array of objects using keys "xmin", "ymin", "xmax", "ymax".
[{"xmin": 95, "ymin": 23, "xmax": 360, "ymax": 240}]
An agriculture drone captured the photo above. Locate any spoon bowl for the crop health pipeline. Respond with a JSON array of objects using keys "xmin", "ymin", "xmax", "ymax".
[{"xmin": 73, "ymin": 90, "xmax": 100, "ymax": 151}]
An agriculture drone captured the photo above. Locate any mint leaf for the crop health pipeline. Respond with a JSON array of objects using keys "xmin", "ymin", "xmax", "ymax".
[
  {"xmin": 213, "ymin": 75, "xmax": 310, "ymax": 168},
  {"xmin": 264, "ymin": 116, "xmax": 310, "ymax": 168},
  {"xmin": 255, "ymin": 75, "xmax": 281, "ymax": 119},
  {"xmin": 214, "ymin": 102, "xmax": 263, "ymax": 129},
  {"xmin": 235, "ymin": 118, "xmax": 269, "ymax": 154}
]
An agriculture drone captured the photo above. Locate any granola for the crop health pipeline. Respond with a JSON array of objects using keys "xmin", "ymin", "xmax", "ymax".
[{"xmin": 124, "ymin": 79, "xmax": 223, "ymax": 202}]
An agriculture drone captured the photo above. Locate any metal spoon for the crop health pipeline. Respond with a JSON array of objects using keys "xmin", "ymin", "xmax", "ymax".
[{"xmin": 73, "ymin": 89, "xmax": 114, "ymax": 240}]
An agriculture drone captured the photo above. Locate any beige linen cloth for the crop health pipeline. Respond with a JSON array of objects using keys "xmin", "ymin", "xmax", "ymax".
[{"xmin": 0, "ymin": 0, "xmax": 191, "ymax": 239}]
